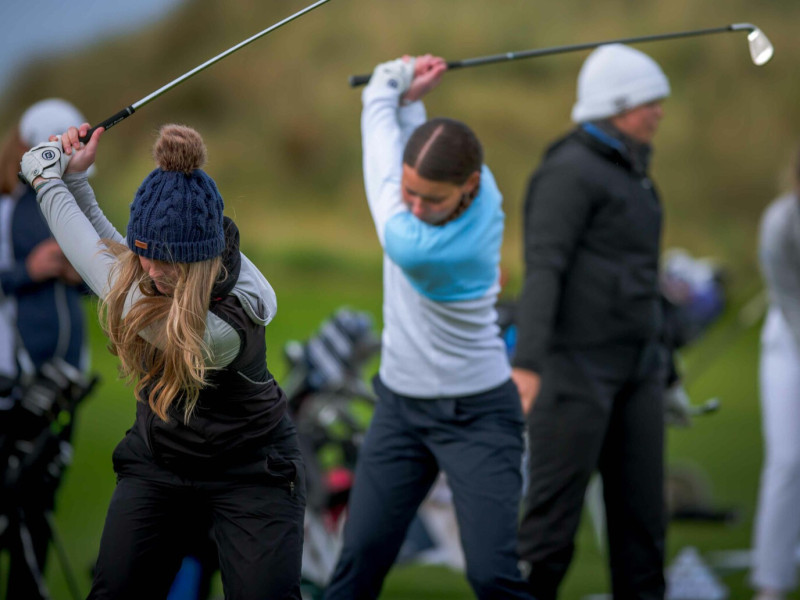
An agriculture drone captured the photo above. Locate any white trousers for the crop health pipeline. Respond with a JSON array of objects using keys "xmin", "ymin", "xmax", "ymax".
[{"xmin": 752, "ymin": 307, "xmax": 800, "ymax": 591}]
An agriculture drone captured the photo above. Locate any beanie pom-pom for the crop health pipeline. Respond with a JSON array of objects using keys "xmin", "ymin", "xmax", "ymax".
[{"xmin": 153, "ymin": 124, "xmax": 207, "ymax": 174}]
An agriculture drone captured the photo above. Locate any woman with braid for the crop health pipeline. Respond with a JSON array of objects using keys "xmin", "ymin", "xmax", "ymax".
[
  {"xmin": 324, "ymin": 54, "xmax": 532, "ymax": 600},
  {"xmin": 19, "ymin": 123, "xmax": 305, "ymax": 600}
]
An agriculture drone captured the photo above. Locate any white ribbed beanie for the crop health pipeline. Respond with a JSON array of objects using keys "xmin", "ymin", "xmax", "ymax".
[
  {"xmin": 18, "ymin": 98, "xmax": 87, "ymax": 148},
  {"xmin": 571, "ymin": 44, "xmax": 670, "ymax": 123}
]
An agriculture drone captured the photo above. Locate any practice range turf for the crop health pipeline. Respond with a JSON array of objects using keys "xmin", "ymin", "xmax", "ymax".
[{"xmin": 28, "ymin": 246, "xmax": 782, "ymax": 599}]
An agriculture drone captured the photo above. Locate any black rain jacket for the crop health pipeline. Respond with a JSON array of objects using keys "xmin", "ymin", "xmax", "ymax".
[{"xmin": 513, "ymin": 125, "xmax": 664, "ymax": 373}]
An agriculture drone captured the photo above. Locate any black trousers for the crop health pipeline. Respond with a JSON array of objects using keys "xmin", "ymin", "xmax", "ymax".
[
  {"xmin": 88, "ymin": 416, "xmax": 306, "ymax": 600},
  {"xmin": 518, "ymin": 343, "xmax": 667, "ymax": 600}
]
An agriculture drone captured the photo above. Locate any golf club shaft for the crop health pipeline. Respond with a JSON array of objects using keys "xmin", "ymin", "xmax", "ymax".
[
  {"xmin": 78, "ymin": 0, "xmax": 332, "ymax": 142},
  {"xmin": 349, "ymin": 23, "xmax": 753, "ymax": 87}
]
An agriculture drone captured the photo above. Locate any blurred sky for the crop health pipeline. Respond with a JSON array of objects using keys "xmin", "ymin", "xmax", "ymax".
[{"xmin": 0, "ymin": 0, "xmax": 184, "ymax": 93}]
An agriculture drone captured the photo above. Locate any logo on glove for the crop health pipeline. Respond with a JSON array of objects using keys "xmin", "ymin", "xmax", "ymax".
[{"xmin": 42, "ymin": 149, "xmax": 57, "ymax": 161}]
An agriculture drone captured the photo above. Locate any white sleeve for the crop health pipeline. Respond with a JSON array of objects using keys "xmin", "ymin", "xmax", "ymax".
[
  {"xmin": 360, "ymin": 84, "xmax": 426, "ymax": 246},
  {"xmin": 398, "ymin": 100, "xmax": 427, "ymax": 147},
  {"xmin": 36, "ymin": 179, "xmax": 116, "ymax": 298},
  {"xmin": 62, "ymin": 171, "xmax": 125, "ymax": 244},
  {"xmin": 760, "ymin": 195, "xmax": 800, "ymax": 351}
]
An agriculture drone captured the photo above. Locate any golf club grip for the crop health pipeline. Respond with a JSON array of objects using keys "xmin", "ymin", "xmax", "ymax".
[
  {"xmin": 348, "ymin": 74, "xmax": 371, "ymax": 87},
  {"xmin": 348, "ymin": 61, "xmax": 461, "ymax": 88},
  {"xmin": 16, "ymin": 105, "xmax": 137, "ymax": 185},
  {"xmin": 78, "ymin": 106, "xmax": 136, "ymax": 143}
]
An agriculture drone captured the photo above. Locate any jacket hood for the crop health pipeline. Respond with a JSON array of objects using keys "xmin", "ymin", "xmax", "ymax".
[{"xmin": 219, "ymin": 218, "xmax": 277, "ymax": 327}]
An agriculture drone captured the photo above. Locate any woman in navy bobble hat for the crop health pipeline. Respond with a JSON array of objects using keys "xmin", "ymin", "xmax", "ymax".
[{"xmin": 19, "ymin": 123, "xmax": 305, "ymax": 600}]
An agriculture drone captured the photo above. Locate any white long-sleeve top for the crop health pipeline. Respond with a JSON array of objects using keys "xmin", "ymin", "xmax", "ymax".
[
  {"xmin": 760, "ymin": 192, "xmax": 800, "ymax": 351},
  {"xmin": 361, "ymin": 78, "xmax": 509, "ymax": 398}
]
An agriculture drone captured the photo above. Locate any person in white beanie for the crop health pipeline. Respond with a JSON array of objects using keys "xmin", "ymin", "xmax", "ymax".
[
  {"xmin": 512, "ymin": 44, "xmax": 670, "ymax": 599},
  {"xmin": 0, "ymin": 98, "xmax": 91, "ymax": 599}
]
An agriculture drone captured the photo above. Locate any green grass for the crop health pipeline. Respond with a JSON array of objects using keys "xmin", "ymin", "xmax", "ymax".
[{"xmin": 33, "ymin": 246, "xmax": 777, "ymax": 599}]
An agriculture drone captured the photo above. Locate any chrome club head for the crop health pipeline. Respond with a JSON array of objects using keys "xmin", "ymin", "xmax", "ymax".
[
  {"xmin": 747, "ymin": 27, "xmax": 774, "ymax": 65},
  {"xmin": 731, "ymin": 23, "xmax": 774, "ymax": 65}
]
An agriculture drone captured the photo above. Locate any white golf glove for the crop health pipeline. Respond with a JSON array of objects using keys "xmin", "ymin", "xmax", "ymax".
[
  {"xmin": 20, "ymin": 138, "xmax": 71, "ymax": 186},
  {"xmin": 664, "ymin": 382, "xmax": 692, "ymax": 428},
  {"xmin": 369, "ymin": 57, "xmax": 416, "ymax": 95}
]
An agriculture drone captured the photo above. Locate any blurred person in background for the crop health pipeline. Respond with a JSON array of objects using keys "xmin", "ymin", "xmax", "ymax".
[
  {"xmin": 324, "ymin": 54, "xmax": 532, "ymax": 600},
  {"xmin": 20, "ymin": 122, "xmax": 305, "ymax": 600},
  {"xmin": 512, "ymin": 44, "xmax": 671, "ymax": 599},
  {"xmin": 750, "ymin": 143, "xmax": 800, "ymax": 600},
  {"xmin": 0, "ymin": 98, "xmax": 90, "ymax": 600}
]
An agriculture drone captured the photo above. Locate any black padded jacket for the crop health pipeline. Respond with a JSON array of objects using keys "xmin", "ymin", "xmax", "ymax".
[{"xmin": 513, "ymin": 125, "xmax": 664, "ymax": 373}]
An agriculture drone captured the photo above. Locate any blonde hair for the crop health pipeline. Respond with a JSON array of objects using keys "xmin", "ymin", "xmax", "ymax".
[{"xmin": 99, "ymin": 242, "xmax": 222, "ymax": 423}]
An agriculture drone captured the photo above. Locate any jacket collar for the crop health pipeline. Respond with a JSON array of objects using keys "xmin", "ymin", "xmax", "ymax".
[
  {"xmin": 210, "ymin": 216, "xmax": 241, "ymax": 302},
  {"xmin": 577, "ymin": 120, "xmax": 653, "ymax": 176}
]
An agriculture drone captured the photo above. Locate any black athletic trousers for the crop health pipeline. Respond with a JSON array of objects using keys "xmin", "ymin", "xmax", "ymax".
[
  {"xmin": 88, "ymin": 416, "xmax": 306, "ymax": 600},
  {"xmin": 518, "ymin": 343, "xmax": 667, "ymax": 600}
]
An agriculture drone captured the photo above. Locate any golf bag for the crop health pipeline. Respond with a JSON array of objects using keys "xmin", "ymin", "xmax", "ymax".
[
  {"xmin": 0, "ymin": 357, "xmax": 97, "ymax": 600},
  {"xmin": 660, "ymin": 248, "xmax": 727, "ymax": 359},
  {"xmin": 283, "ymin": 308, "xmax": 380, "ymax": 596},
  {"xmin": 286, "ymin": 308, "xmax": 468, "ymax": 598}
]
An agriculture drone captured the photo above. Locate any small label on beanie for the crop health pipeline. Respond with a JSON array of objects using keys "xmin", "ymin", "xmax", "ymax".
[{"xmin": 134, "ymin": 240, "xmax": 148, "ymax": 249}]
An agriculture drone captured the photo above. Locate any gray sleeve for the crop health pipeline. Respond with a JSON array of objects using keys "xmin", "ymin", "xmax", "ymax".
[
  {"xmin": 237, "ymin": 253, "xmax": 277, "ymax": 326},
  {"xmin": 36, "ymin": 179, "xmax": 116, "ymax": 298},
  {"xmin": 759, "ymin": 194, "xmax": 800, "ymax": 350},
  {"xmin": 63, "ymin": 171, "xmax": 125, "ymax": 244},
  {"xmin": 123, "ymin": 283, "xmax": 241, "ymax": 369},
  {"xmin": 203, "ymin": 312, "xmax": 241, "ymax": 368},
  {"xmin": 40, "ymin": 178, "xmax": 240, "ymax": 368}
]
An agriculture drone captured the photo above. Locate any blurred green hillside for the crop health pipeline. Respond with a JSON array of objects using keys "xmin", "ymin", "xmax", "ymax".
[
  {"xmin": 3, "ymin": 0, "xmax": 800, "ymax": 290},
  {"xmin": 2, "ymin": 1, "xmax": 800, "ymax": 598}
]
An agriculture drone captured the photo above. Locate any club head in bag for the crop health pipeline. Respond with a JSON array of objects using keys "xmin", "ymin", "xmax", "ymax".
[{"xmin": 688, "ymin": 397, "xmax": 721, "ymax": 417}]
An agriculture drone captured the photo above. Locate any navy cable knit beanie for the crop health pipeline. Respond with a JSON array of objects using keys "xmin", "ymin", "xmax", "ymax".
[{"xmin": 126, "ymin": 125, "xmax": 224, "ymax": 264}]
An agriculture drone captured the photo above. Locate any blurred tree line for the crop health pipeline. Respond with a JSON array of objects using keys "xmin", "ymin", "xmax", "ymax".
[{"xmin": 2, "ymin": 0, "xmax": 799, "ymax": 298}]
